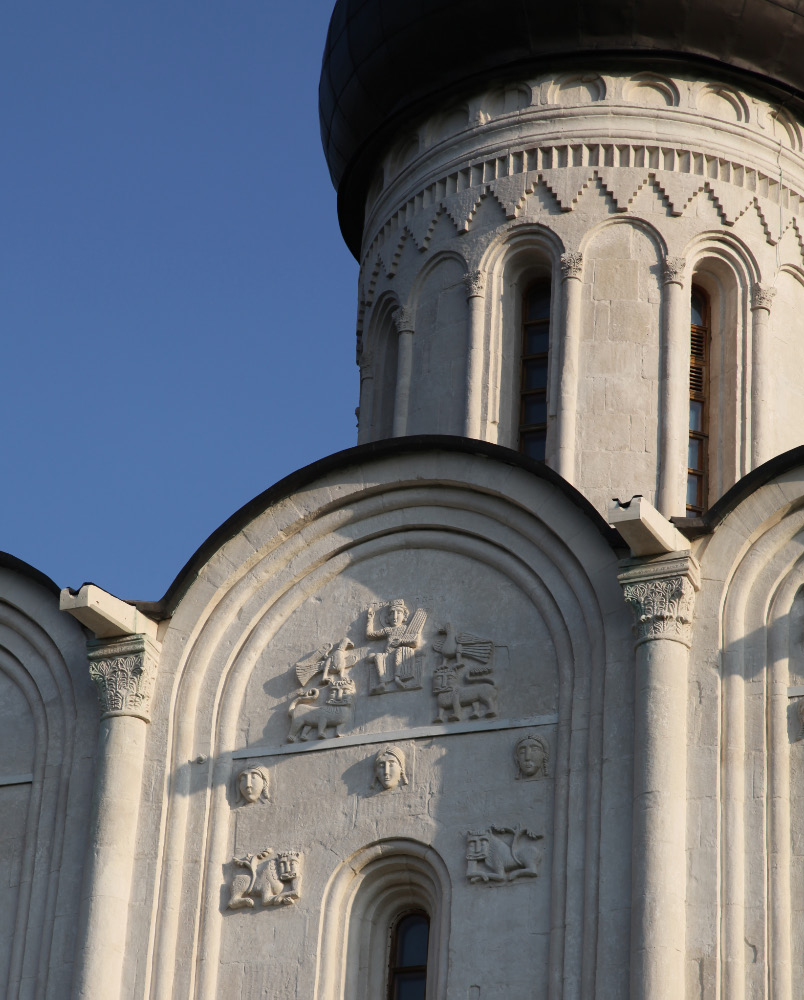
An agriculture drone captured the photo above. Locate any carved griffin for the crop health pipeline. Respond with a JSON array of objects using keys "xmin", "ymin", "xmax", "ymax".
[
  {"xmin": 465, "ymin": 826, "xmax": 543, "ymax": 884},
  {"xmin": 227, "ymin": 849, "xmax": 302, "ymax": 909}
]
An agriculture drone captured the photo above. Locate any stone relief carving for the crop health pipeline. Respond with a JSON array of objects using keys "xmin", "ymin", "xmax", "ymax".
[
  {"xmin": 560, "ymin": 251, "xmax": 583, "ymax": 281},
  {"xmin": 286, "ymin": 638, "xmax": 358, "ymax": 742},
  {"xmin": 465, "ymin": 826, "xmax": 543, "ymax": 884},
  {"xmin": 463, "ymin": 269, "xmax": 486, "ymax": 298},
  {"xmin": 621, "ymin": 576, "xmax": 696, "ymax": 645},
  {"xmin": 294, "ymin": 637, "xmax": 357, "ymax": 688},
  {"xmin": 433, "ymin": 667, "xmax": 497, "ymax": 722},
  {"xmin": 751, "ymin": 282, "xmax": 777, "ymax": 312},
  {"xmin": 286, "ymin": 678, "xmax": 356, "ymax": 742},
  {"xmin": 87, "ymin": 634, "xmax": 158, "ymax": 723},
  {"xmin": 514, "ymin": 733, "xmax": 549, "ymax": 780},
  {"xmin": 371, "ymin": 744, "xmax": 408, "ymax": 792},
  {"xmin": 366, "ymin": 599, "xmax": 427, "ymax": 694},
  {"xmin": 795, "ymin": 699, "xmax": 804, "ymax": 742},
  {"xmin": 432, "ymin": 623, "xmax": 497, "ymax": 722},
  {"xmin": 662, "ymin": 257, "xmax": 686, "ymax": 286},
  {"xmin": 394, "ymin": 306, "xmax": 414, "ymax": 333},
  {"xmin": 272, "ymin": 601, "xmax": 511, "ymax": 742},
  {"xmin": 235, "ymin": 764, "xmax": 270, "ymax": 805},
  {"xmin": 227, "ymin": 849, "xmax": 302, "ymax": 909}
]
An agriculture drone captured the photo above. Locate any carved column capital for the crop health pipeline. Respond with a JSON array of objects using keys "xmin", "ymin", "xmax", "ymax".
[
  {"xmin": 463, "ymin": 270, "xmax": 486, "ymax": 298},
  {"xmin": 394, "ymin": 306, "xmax": 415, "ymax": 334},
  {"xmin": 618, "ymin": 554, "xmax": 700, "ymax": 647},
  {"xmin": 662, "ymin": 257, "xmax": 686, "ymax": 286},
  {"xmin": 87, "ymin": 633, "xmax": 160, "ymax": 723},
  {"xmin": 560, "ymin": 251, "xmax": 584, "ymax": 281},
  {"xmin": 751, "ymin": 282, "xmax": 777, "ymax": 312}
]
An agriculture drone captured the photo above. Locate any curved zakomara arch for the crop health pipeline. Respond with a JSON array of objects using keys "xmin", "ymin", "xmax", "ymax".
[
  {"xmin": 361, "ymin": 289, "xmax": 400, "ymax": 365},
  {"xmin": 315, "ymin": 838, "xmax": 450, "ymax": 1000},
  {"xmin": 777, "ymin": 262, "xmax": 804, "ymax": 289},
  {"xmin": 146, "ymin": 453, "xmax": 620, "ymax": 1000},
  {"xmin": 683, "ymin": 230, "xmax": 760, "ymax": 285},
  {"xmin": 0, "ymin": 578, "xmax": 92, "ymax": 1000},
  {"xmin": 404, "ymin": 248, "xmax": 469, "ymax": 312},
  {"xmin": 697, "ymin": 469, "xmax": 804, "ymax": 1000},
  {"xmin": 360, "ymin": 290, "xmax": 401, "ymax": 441},
  {"xmin": 578, "ymin": 214, "xmax": 669, "ymax": 261}
]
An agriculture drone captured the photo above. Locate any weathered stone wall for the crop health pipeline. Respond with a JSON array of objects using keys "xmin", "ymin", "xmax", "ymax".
[
  {"xmin": 132, "ymin": 447, "xmax": 632, "ymax": 1000},
  {"xmin": 0, "ymin": 563, "xmax": 96, "ymax": 1000}
]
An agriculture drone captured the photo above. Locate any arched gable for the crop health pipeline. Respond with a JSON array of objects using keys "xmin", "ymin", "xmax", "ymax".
[{"xmin": 140, "ymin": 442, "xmax": 632, "ymax": 1000}]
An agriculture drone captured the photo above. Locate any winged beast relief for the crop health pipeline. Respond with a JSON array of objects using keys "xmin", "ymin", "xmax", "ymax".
[
  {"xmin": 432, "ymin": 623, "xmax": 497, "ymax": 722},
  {"xmin": 227, "ymin": 848, "xmax": 302, "ymax": 909},
  {"xmin": 465, "ymin": 825, "xmax": 543, "ymax": 884},
  {"xmin": 286, "ymin": 637, "xmax": 358, "ymax": 742},
  {"xmin": 278, "ymin": 601, "xmax": 507, "ymax": 742}
]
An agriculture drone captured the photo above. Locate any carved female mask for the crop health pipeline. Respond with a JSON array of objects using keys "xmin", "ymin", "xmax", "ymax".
[
  {"xmin": 372, "ymin": 745, "xmax": 408, "ymax": 791},
  {"xmin": 236, "ymin": 764, "xmax": 270, "ymax": 805},
  {"xmin": 514, "ymin": 734, "xmax": 549, "ymax": 780}
]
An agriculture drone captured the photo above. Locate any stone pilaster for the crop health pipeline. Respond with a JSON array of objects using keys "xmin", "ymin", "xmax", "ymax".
[
  {"xmin": 658, "ymin": 256, "xmax": 688, "ymax": 516},
  {"xmin": 392, "ymin": 305, "xmax": 415, "ymax": 437},
  {"xmin": 619, "ymin": 553, "xmax": 699, "ymax": 1000},
  {"xmin": 463, "ymin": 270, "xmax": 487, "ymax": 438},
  {"xmin": 556, "ymin": 251, "xmax": 584, "ymax": 482},
  {"xmin": 73, "ymin": 633, "xmax": 160, "ymax": 1000},
  {"xmin": 750, "ymin": 282, "xmax": 777, "ymax": 468}
]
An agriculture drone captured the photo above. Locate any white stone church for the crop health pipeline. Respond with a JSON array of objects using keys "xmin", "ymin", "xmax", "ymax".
[{"xmin": 5, "ymin": 1, "xmax": 804, "ymax": 997}]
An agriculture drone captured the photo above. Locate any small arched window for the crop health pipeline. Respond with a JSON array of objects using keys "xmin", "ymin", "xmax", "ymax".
[
  {"xmin": 687, "ymin": 286, "xmax": 710, "ymax": 514},
  {"xmin": 388, "ymin": 911, "xmax": 429, "ymax": 1000},
  {"xmin": 519, "ymin": 280, "xmax": 551, "ymax": 460}
]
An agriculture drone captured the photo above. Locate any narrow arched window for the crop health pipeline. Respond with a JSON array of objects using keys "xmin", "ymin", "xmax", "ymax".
[
  {"xmin": 687, "ymin": 286, "xmax": 710, "ymax": 514},
  {"xmin": 388, "ymin": 911, "xmax": 429, "ymax": 1000},
  {"xmin": 519, "ymin": 280, "xmax": 551, "ymax": 460}
]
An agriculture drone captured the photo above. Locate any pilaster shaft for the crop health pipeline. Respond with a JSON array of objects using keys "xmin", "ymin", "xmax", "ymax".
[
  {"xmin": 463, "ymin": 270, "xmax": 486, "ymax": 439},
  {"xmin": 357, "ymin": 359, "xmax": 374, "ymax": 445},
  {"xmin": 618, "ymin": 553, "xmax": 699, "ymax": 1000},
  {"xmin": 556, "ymin": 251, "xmax": 584, "ymax": 482},
  {"xmin": 751, "ymin": 282, "xmax": 776, "ymax": 469},
  {"xmin": 72, "ymin": 633, "xmax": 159, "ymax": 1000},
  {"xmin": 392, "ymin": 306, "xmax": 414, "ymax": 437},
  {"xmin": 658, "ymin": 258, "xmax": 688, "ymax": 516}
]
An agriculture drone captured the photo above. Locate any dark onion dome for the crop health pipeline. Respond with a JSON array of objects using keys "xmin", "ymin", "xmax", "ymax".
[{"xmin": 320, "ymin": 0, "xmax": 804, "ymax": 256}]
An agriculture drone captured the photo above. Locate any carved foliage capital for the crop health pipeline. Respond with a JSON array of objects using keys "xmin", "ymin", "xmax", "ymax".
[
  {"xmin": 394, "ymin": 306, "xmax": 414, "ymax": 333},
  {"xmin": 87, "ymin": 634, "xmax": 159, "ymax": 723},
  {"xmin": 751, "ymin": 283, "xmax": 777, "ymax": 312},
  {"xmin": 560, "ymin": 251, "xmax": 583, "ymax": 281},
  {"xmin": 463, "ymin": 270, "xmax": 486, "ymax": 298},
  {"xmin": 619, "ymin": 556, "xmax": 699, "ymax": 646},
  {"xmin": 662, "ymin": 257, "xmax": 686, "ymax": 285}
]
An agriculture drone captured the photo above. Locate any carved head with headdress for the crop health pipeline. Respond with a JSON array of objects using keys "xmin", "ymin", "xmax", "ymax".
[
  {"xmin": 235, "ymin": 763, "xmax": 270, "ymax": 804},
  {"xmin": 372, "ymin": 744, "xmax": 408, "ymax": 791},
  {"xmin": 385, "ymin": 598, "xmax": 409, "ymax": 628},
  {"xmin": 514, "ymin": 734, "xmax": 549, "ymax": 780}
]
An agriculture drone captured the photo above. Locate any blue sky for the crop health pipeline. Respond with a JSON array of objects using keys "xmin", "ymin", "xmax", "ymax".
[{"xmin": 0, "ymin": 1, "xmax": 358, "ymax": 599}]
